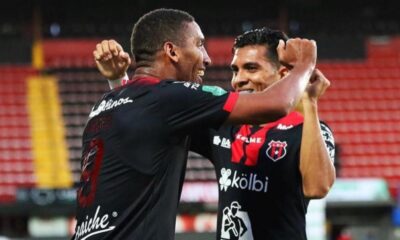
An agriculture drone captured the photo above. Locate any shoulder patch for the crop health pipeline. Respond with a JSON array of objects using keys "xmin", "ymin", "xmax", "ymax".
[
  {"xmin": 183, "ymin": 82, "xmax": 200, "ymax": 90},
  {"xmin": 320, "ymin": 122, "xmax": 335, "ymax": 163},
  {"xmin": 201, "ymin": 85, "xmax": 227, "ymax": 96},
  {"xmin": 171, "ymin": 81, "xmax": 200, "ymax": 90}
]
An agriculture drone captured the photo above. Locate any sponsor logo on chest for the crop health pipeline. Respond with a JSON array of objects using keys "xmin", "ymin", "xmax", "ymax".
[
  {"xmin": 213, "ymin": 136, "xmax": 231, "ymax": 149},
  {"xmin": 213, "ymin": 133, "xmax": 264, "ymax": 150},
  {"xmin": 219, "ymin": 168, "xmax": 269, "ymax": 193}
]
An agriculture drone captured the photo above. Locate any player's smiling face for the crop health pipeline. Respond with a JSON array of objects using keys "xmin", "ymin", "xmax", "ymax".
[
  {"xmin": 230, "ymin": 45, "xmax": 285, "ymax": 93},
  {"xmin": 175, "ymin": 21, "xmax": 211, "ymax": 84}
]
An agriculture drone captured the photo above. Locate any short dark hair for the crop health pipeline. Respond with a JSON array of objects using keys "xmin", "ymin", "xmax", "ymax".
[
  {"xmin": 131, "ymin": 8, "xmax": 195, "ymax": 63},
  {"xmin": 233, "ymin": 27, "xmax": 289, "ymax": 67}
]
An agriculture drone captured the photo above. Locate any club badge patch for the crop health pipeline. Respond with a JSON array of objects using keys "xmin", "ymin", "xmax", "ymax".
[{"xmin": 266, "ymin": 140, "xmax": 287, "ymax": 162}]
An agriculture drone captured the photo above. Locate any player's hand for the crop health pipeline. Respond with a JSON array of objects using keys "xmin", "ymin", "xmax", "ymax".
[
  {"xmin": 303, "ymin": 69, "xmax": 330, "ymax": 103},
  {"xmin": 277, "ymin": 38, "xmax": 317, "ymax": 70},
  {"xmin": 93, "ymin": 39, "xmax": 132, "ymax": 80}
]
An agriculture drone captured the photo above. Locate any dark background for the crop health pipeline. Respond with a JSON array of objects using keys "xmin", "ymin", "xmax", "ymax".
[{"xmin": 1, "ymin": 0, "xmax": 399, "ymax": 63}]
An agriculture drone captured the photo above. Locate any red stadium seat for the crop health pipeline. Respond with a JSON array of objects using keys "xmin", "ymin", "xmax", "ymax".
[
  {"xmin": 206, "ymin": 37, "xmax": 235, "ymax": 66},
  {"xmin": 0, "ymin": 67, "xmax": 37, "ymax": 202},
  {"xmin": 42, "ymin": 39, "xmax": 102, "ymax": 68}
]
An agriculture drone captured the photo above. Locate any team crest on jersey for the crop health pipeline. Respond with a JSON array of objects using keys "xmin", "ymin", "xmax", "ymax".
[{"xmin": 266, "ymin": 140, "xmax": 287, "ymax": 162}]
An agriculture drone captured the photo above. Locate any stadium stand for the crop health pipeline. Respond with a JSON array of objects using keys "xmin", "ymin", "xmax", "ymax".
[
  {"xmin": 0, "ymin": 67, "xmax": 37, "ymax": 202},
  {"xmin": 317, "ymin": 37, "xmax": 400, "ymax": 197}
]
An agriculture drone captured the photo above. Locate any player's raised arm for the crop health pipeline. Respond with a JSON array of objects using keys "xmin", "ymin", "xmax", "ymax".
[
  {"xmin": 93, "ymin": 39, "xmax": 132, "ymax": 89},
  {"xmin": 94, "ymin": 38, "xmax": 317, "ymax": 125},
  {"xmin": 299, "ymin": 69, "xmax": 336, "ymax": 198}
]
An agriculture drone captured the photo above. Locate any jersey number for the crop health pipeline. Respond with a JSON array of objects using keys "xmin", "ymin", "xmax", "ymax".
[{"xmin": 77, "ymin": 138, "xmax": 104, "ymax": 207}]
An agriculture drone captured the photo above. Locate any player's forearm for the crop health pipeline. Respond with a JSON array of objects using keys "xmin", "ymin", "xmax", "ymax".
[
  {"xmin": 227, "ymin": 63, "xmax": 314, "ymax": 125},
  {"xmin": 300, "ymin": 101, "xmax": 335, "ymax": 199},
  {"xmin": 108, "ymin": 79, "xmax": 122, "ymax": 90},
  {"xmin": 265, "ymin": 63, "xmax": 314, "ymax": 114},
  {"xmin": 107, "ymin": 73, "xmax": 128, "ymax": 90}
]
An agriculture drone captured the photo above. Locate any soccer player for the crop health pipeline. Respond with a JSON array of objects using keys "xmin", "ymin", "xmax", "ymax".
[
  {"xmin": 77, "ymin": 8, "xmax": 318, "ymax": 240},
  {"xmin": 192, "ymin": 28, "xmax": 336, "ymax": 240}
]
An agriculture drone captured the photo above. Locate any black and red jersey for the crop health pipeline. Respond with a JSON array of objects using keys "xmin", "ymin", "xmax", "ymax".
[
  {"xmin": 73, "ymin": 78, "xmax": 238, "ymax": 240},
  {"xmin": 191, "ymin": 111, "xmax": 335, "ymax": 240}
]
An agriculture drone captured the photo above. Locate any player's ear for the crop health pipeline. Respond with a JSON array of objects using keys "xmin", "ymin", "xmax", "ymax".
[
  {"xmin": 278, "ymin": 66, "xmax": 289, "ymax": 79},
  {"xmin": 164, "ymin": 42, "xmax": 179, "ymax": 63}
]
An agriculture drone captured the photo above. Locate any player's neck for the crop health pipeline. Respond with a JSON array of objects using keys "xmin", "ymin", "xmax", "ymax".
[
  {"xmin": 295, "ymin": 101, "xmax": 304, "ymax": 115},
  {"xmin": 134, "ymin": 60, "xmax": 178, "ymax": 81}
]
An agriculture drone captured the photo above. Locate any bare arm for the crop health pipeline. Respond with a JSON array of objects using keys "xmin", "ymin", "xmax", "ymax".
[
  {"xmin": 94, "ymin": 38, "xmax": 317, "ymax": 125},
  {"xmin": 300, "ymin": 69, "xmax": 336, "ymax": 198},
  {"xmin": 93, "ymin": 40, "xmax": 131, "ymax": 89},
  {"xmin": 226, "ymin": 38, "xmax": 317, "ymax": 125}
]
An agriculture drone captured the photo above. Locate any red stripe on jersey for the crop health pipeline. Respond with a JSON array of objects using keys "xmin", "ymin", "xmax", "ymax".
[
  {"xmin": 223, "ymin": 92, "xmax": 239, "ymax": 112},
  {"xmin": 121, "ymin": 78, "xmax": 130, "ymax": 86},
  {"xmin": 231, "ymin": 125, "xmax": 251, "ymax": 164},
  {"xmin": 243, "ymin": 126, "xmax": 272, "ymax": 166},
  {"xmin": 231, "ymin": 111, "xmax": 304, "ymax": 166},
  {"xmin": 277, "ymin": 111, "xmax": 304, "ymax": 126},
  {"xmin": 231, "ymin": 125, "xmax": 274, "ymax": 166}
]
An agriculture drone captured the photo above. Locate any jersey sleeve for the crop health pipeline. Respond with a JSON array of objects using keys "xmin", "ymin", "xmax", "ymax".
[
  {"xmin": 189, "ymin": 128, "xmax": 215, "ymax": 160},
  {"xmin": 320, "ymin": 122, "xmax": 335, "ymax": 163},
  {"xmin": 154, "ymin": 81, "xmax": 238, "ymax": 133}
]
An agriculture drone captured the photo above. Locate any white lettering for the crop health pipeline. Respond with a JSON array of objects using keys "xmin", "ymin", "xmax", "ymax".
[
  {"xmin": 253, "ymin": 175, "xmax": 267, "ymax": 192},
  {"xmin": 213, "ymin": 136, "xmax": 221, "ymax": 145},
  {"xmin": 277, "ymin": 124, "xmax": 293, "ymax": 130},
  {"xmin": 239, "ymin": 174, "xmax": 249, "ymax": 189},
  {"xmin": 213, "ymin": 136, "xmax": 231, "ymax": 149},
  {"xmin": 220, "ymin": 169, "xmax": 269, "ymax": 193},
  {"xmin": 235, "ymin": 134, "xmax": 262, "ymax": 144},
  {"xmin": 191, "ymin": 84, "xmax": 200, "ymax": 90},
  {"xmin": 221, "ymin": 138, "xmax": 231, "ymax": 148},
  {"xmin": 74, "ymin": 206, "xmax": 116, "ymax": 240},
  {"xmin": 100, "ymin": 214, "xmax": 109, "ymax": 228},
  {"xmin": 231, "ymin": 171, "xmax": 240, "ymax": 189},
  {"xmin": 89, "ymin": 97, "xmax": 133, "ymax": 118},
  {"xmin": 248, "ymin": 173, "xmax": 252, "ymax": 190}
]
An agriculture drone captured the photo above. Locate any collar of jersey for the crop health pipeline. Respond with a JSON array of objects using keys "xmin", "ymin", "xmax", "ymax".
[
  {"xmin": 127, "ymin": 76, "xmax": 161, "ymax": 85},
  {"xmin": 260, "ymin": 111, "xmax": 304, "ymax": 129},
  {"xmin": 273, "ymin": 111, "xmax": 304, "ymax": 126}
]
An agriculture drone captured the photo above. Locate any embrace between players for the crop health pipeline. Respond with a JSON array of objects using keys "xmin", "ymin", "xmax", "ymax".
[{"xmin": 73, "ymin": 8, "xmax": 335, "ymax": 240}]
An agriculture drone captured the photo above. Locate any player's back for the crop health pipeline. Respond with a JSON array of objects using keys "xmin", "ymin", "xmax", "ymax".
[
  {"xmin": 74, "ymin": 78, "xmax": 189, "ymax": 240},
  {"xmin": 73, "ymin": 77, "xmax": 236, "ymax": 239}
]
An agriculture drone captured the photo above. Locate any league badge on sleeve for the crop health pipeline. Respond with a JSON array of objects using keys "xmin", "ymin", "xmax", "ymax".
[
  {"xmin": 266, "ymin": 140, "xmax": 287, "ymax": 162},
  {"xmin": 320, "ymin": 123, "xmax": 335, "ymax": 163}
]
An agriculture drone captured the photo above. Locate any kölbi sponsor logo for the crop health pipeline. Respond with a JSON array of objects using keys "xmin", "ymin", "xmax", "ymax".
[
  {"xmin": 75, "ymin": 205, "xmax": 117, "ymax": 240},
  {"xmin": 89, "ymin": 97, "xmax": 133, "ymax": 118},
  {"xmin": 219, "ymin": 168, "xmax": 269, "ymax": 193}
]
